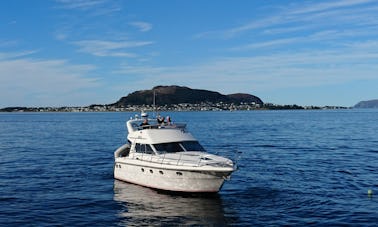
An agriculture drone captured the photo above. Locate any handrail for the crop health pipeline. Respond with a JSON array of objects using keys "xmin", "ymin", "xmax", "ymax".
[
  {"xmin": 133, "ymin": 152, "xmax": 234, "ymax": 168},
  {"xmin": 129, "ymin": 119, "xmax": 186, "ymax": 131},
  {"xmin": 137, "ymin": 123, "xmax": 186, "ymax": 130}
]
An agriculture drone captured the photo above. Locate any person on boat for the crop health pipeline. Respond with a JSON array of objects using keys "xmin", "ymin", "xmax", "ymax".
[
  {"xmin": 157, "ymin": 114, "xmax": 165, "ymax": 125},
  {"xmin": 166, "ymin": 116, "xmax": 172, "ymax": 125},
  {"xmin": 140, "ymin": 118, "xmax": 149, "ymax": 127}
]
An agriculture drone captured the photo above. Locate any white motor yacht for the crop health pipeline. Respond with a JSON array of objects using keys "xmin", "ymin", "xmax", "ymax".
[{"xmin": 114, "ymin": 113, "xmax": 236, "ymax": 193}]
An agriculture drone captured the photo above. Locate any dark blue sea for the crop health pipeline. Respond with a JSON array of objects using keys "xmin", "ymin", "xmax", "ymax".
[{"xmin": 1, "ymin": 110, "xmax": 377, "ymax": 226}]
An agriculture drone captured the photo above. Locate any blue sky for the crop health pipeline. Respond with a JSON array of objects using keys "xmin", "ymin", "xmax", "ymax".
[{"xmin": 1, "ymin": 0, "xmax": 378, "ymax": 107}]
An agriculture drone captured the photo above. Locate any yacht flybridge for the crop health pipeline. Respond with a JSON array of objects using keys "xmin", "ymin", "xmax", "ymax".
[{"xmin": 114, "ymin": 113, "xmax": 236, "ymax": 193}]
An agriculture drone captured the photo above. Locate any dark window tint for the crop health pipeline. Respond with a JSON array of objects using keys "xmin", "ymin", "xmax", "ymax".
[
  {"xmin": 181, "ymin": 141, "xmax": 205, "ymax": 151},
  {"xmin": 154, "ymin": 142, "xmax": 184, "ymax": 154},
  {"xmin": 135, "ymin": 143, "xmax": 154, "ymax": 154}
]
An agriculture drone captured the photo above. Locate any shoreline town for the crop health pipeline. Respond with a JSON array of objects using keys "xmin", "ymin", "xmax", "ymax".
[{"xmin": 0, "ymin": 102, "xmax": 348, "ymax": 112}]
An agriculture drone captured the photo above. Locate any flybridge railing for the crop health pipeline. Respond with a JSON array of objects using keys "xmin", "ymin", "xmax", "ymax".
[{"xmin": 131, "ymin": 120, "xmax": 187, "ymax": 131}]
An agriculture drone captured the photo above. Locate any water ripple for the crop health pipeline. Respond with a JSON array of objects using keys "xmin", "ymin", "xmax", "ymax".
[{"xmin": 1, "ymin": 111, "xmax": 378, "ymax": 226}]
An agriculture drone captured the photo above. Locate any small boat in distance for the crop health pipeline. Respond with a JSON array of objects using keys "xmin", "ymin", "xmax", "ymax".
[{"xmin": 114, "ymin": 112, "xmax": 236, "ymax": 193}]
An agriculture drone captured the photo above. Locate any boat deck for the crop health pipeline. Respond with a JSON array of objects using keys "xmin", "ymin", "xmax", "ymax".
[{"xmin": 128, "ymin": 119, "xmax": 186, "ymax": 132}]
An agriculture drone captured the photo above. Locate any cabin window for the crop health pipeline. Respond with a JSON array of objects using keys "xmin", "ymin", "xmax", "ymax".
[
  {"xmin": 135, "ymin": 143, "xmax": 154, "ymax": 154},
  {"xmin": 181, "ymin": 141, "xmax": 206, "ymax": 152},
  {"xmin": 153, "ymin": 142, "xmax": 184, "ymax": 154},
  {"xmin": 153, "ymin": 141, "xmax": 205, "ymax": 154}
]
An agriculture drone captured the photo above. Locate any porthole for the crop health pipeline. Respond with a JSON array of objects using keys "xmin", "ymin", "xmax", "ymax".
[
  {"xmin": 176, "ymin": 172, "xmax": 183, "ymax": 176},
  {"xmin": 150, "ymin": 169, "xmax": 153, "ymax": 174},
  {"xmin": 159, "ymin": 170, "xmax": 164, "ymax": 175}
]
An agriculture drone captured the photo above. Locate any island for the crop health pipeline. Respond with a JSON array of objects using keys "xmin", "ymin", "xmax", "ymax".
[
  {"xmin": 0, "ymin": 85, "xmax": 348, "ymax": 112},
  {"xmin": 354, "ymin": 99, "xmax": 378, "ymax": 108}
]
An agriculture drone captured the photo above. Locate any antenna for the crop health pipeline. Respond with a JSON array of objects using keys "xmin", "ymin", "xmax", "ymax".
[{"xmin": 153, "ymin": 89, "xmax": 156, "ymax": 118}]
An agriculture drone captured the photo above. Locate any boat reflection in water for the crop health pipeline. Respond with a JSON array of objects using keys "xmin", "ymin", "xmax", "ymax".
[{"xmin": 113, "ymin": 180, "xmax": 228, "ymax": 226}]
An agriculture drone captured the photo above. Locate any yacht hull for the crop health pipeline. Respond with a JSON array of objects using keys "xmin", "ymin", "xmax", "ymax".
[
  {"xmin": 114, "ymin": 115, "xmax": 236, "ymax": 193},
  {"xmin": 114, "ymin": 160, "xmax": 231, "ymax": 193}
]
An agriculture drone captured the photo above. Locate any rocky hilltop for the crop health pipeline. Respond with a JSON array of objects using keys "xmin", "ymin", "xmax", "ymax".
[
  {"xmin": 354, "ymin": 99, "xmax": 378, "ymax": 108},
  {"xmin": 111, "ymin": 85, "xmax": 263, "ymax": 107}
]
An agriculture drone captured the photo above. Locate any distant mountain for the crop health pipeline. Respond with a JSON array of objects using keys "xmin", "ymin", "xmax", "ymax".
[
  {"xmin": 111, "ymin": 85, "xmax": 263, "ymax": 107},
  {"xmin": 354, "ymin": 99, "xmax": 378, "ymax": 108}
]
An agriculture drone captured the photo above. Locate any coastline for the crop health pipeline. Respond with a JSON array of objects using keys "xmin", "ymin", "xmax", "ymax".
[{"xmin": 0, "ymin": 102, "xmax": 349, "ymax": 112}]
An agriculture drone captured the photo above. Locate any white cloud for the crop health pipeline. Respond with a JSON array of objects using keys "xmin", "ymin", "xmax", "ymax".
[
  {"xmin": 290, "ymin": 0, "xmax": 374, "ymax": 15},
  {"xmin": 0, "ymin": 52, "xmax": 99, "ymax": 107},
  {"xmin": 230, "ymin": 38, "xmax": 299, "ymax": 51},
  {"xmin": 54, "ymin": 27, "xmax": 70, "ymax": 41},
  {"xmin": 0, "ymin": 50, "xmax": 38, "ymax": 60},
  {"xmin": 129, "ymin": 21, "xmax": 152, "ymax": 32},
  {"xmin": 55, "ymin": 0, "xmax": 121, "ymax": 16},
  {"xmin": 72, "ymin": 39, "xmax": 154, "ymax": 57},
  {"xmin": 0, "ymin": 40, "xmax": 19, "ymax": 48},
  {"xmin": 114, "ymin": 44, "xmax": 378, "ymax": 95},
  {"xmin": 196, "ymin": 0, "xmax": 378, "ymax": 39},
  {"xmin": 55, "ymin": 0, "xmax": 107, "ymax": 10},
  {"xmin": 194, "ymin": 16, "xmax": 280, "ymax": 39}
]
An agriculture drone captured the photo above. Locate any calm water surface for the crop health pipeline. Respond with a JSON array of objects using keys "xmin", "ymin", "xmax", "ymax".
[{"xmin": 1, "ymin": 110, "xmax": 377, "ymax": 226}]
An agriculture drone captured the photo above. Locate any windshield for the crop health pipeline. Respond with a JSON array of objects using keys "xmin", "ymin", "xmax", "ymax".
[
  {"xmin": 181, "ymin": 141, "xmax": 205, "ymax": 151},
  {"xmin": 154, "ymin": 142, "xmax": 184, "ymax": 154},
  {"xmin": 153, "ymin": 141, "xmax": 205, "ymax": 154},
  {"xmin": 135, "ymin": 143, "xmax": 154, "ymax": 154}
]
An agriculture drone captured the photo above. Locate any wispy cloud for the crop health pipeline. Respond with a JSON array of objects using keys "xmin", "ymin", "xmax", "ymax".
[
  {"xmin": 72, "ymin": 39, "xmax": 154, "ymax": 57},
  {"xmin": 129, "ymin": 21, "xmax": 152, "ymax": 32},
  {"xmin": 55, "ymin": 0, "xmax": 107, "ymax": 10},
  {"xmin": 229, "ymin": 38, "xmax": 299, "ymax": 51},
  {"xmin": 229, "ymin": 28, "xmax": 371, "ymax": 52},
  {"xmin": 114, "ymin": 64, "xmax": 168, "ymax": 75},
  {"xmin": 0, "ymin": 39, "xmax": 20, "ymax": 48},
  {"xmin": 55, "ymin": 0, "xmax": 121, "ymax": 16},
  {"xmin": 0, "ymin": 50, "xmax": 38, "ymax": 60},
  {"xmin": 114, "ymin": 43, "xmax": 378, "ymax": 95},
  {"xmin": 54, "ymin": 30, "xmax": 68, "ymax": 41},
  {"xmin": 196, "ymin": 0, "xmax": 378, "ymax": 40},
  {"xmin": 290, "ymin": 0, "xmax": 374, "ymax": 14},
  {"xmin": 194, "ymin": 14, "xmax": 285, "ymax": 39},
  {"xmin": 0, "ymin": 51, "xmax": 99, "ymax": 107}
]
